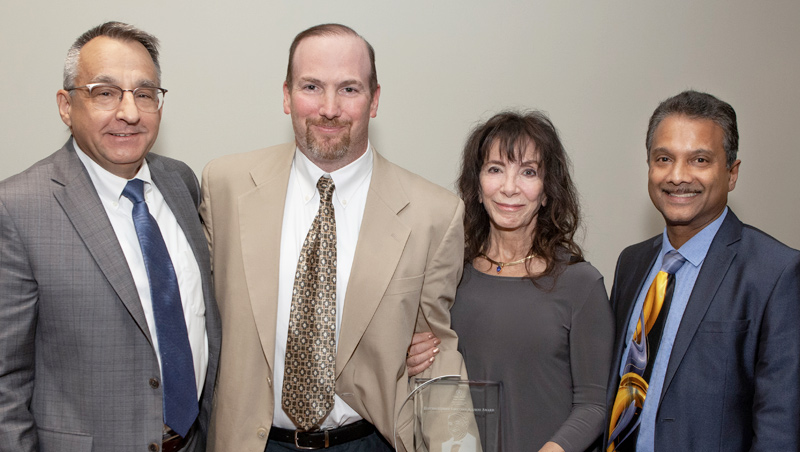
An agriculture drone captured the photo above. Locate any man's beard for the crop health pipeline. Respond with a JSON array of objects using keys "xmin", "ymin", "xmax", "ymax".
[{"xmin": 305, "ymin": 118, "xmax": 351, "ymax": 162}]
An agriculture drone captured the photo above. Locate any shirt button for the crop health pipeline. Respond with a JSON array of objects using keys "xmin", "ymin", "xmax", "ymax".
[
  {"xmin": 257, "ymin": 427, "xmax": 268, "ymax": 439},
  {"xmin": 148, "ymin": 443, "xmax": 159, "ymax": 451},
  {"xmin": 149, "ymin": 378, "xmax": 160, "ymax": 389}
]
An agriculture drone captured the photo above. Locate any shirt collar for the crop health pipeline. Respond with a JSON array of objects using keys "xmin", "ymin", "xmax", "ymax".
[
  {"xmin": 659, "ymin": 207, "xmax": 728, "ymax": 267},
  {"xmin": 293, "ymin": 140, "xmax": 374, "ymax": 208},
  {"xmin": 73, "ymin": 137, "xmax": 153, "ymax": 205}
]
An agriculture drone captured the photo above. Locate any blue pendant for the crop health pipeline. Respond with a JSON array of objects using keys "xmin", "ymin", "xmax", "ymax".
[{"xmin": 496, "ymin": 265, "xmax": 502, "ymax": 273}]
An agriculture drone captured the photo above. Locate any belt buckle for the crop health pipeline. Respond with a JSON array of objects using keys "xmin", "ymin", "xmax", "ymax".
[{"xmin": 295, "ymin": 429, "xmax": 329, "ymax": 450}]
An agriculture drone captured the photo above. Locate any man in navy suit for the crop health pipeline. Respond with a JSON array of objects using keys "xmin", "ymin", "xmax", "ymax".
[{"xmin": 604, "ymin": 90, "xmax": 800, "ymax": 451}]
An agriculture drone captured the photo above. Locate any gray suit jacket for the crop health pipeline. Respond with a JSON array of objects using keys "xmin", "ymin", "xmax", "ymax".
[{"xmin": 0, "ymin": 140, "xmax": 221, "ymax": 452}]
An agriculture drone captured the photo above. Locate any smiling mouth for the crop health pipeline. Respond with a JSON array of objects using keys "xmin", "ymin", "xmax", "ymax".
[
  {"xmin": 495, "ymin": 202, "xmax": 523, "ymax": 210},
  {"xmin": 663, "ymin": 188, "xmax": 701, "ymax": 199},
  {"xmin": 110, "ymin": 133, "xmax": 136, "ymax": 137},
  {"xmin": 308, "ymin": 119, "xmax": 350, "ymax": 131}
]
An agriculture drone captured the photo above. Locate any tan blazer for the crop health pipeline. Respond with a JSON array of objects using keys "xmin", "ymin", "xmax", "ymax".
[{"xmin": 200, "ymin": 143, "xmax": 467, "ymax": 452}]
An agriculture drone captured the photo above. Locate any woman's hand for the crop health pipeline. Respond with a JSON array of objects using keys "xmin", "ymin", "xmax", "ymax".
[{"xmin": 406, "ymin": 332, "xmax": 440, "ymax": 377}]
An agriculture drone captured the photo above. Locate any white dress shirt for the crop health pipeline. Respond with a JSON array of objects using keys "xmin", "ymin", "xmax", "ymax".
[
  {"xmin": 272, "ymin": 144, "xmax": 374, "ymax": 429},
  {"xmin": 75, "ymin": 141, "xmax": 208, "ymax": 398}
]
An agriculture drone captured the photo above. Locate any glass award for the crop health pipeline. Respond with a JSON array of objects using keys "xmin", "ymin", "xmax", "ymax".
[{"xmin": 394, "ymin": 375, "xmax": 501, "ymax": 452}]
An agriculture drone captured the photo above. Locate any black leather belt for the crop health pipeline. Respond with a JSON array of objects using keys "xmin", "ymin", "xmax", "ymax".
[
  {"xmin": 268, "ymin": 420, "xmax": 375, "ymax": 449},
  {"xmin": 162, "ymin": 427, "xmax": 189, "ymax": 452},
  {"xmin": 161, "ymin": 433, "xmax": 189, "ymax": 452}
]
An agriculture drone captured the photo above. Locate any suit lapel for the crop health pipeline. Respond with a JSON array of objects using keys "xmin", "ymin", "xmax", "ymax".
[
  {"xmin": 336, "ymin": 151, "xmax": 410, "ymax": 377},
  {"xmin": 149, "ymin": 156, "xmax": 219, "ymax": 340},
  {"xmin": 607, "ymin": 237, "xmax": 660, "ymax": 411},
  {"xmin": 617, "ymin": 240, "xmax": 661, "ymax": 337},
  {"xmin": 661, "ymin": 212, "xmax": 742, "ymax": 397},
  {"xmin": 239, "ymin": 144, "xmax": 294, "ymax": 374},
  {"xmin": 51, "ymin": 142, "xmax": 152, "ymax": 344}
]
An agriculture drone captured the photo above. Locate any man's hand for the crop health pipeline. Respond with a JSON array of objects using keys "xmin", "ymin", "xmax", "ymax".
[{"xmin": 406, "ymin": 332, "xmax": 440, "ymax": 377}]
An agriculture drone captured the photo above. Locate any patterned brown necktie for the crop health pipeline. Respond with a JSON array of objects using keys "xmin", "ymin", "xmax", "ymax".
[{"xmin": 282, "ymin": 176, "xmax": 337, "ymax": 431}]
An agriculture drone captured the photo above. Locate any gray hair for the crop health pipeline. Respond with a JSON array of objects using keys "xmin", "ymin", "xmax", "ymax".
[
  {"xmin": 63, "ymin": 21, "xmax": 161, "ymax": 89},
  {"xmin": 646, "ymin": 90, "xmax": 739, "ymax": 168}
]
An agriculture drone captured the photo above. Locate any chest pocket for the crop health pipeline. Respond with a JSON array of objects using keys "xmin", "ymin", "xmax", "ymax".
[{"xmin": 384, "ymin": 274, "xmax": 424, "ymax": 296}]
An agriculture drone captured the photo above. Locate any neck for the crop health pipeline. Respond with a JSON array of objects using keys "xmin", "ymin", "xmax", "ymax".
[
  {"xmin": 298, "ymin": 141, "xmax": 369, "ymax": 174},
  {"xmin": 665, "ymin": 208, "xmax": 726, "ymax": 249},
  {"xmin": 485, "ymin": 228, "xmax": 533, "ymax": 261}
]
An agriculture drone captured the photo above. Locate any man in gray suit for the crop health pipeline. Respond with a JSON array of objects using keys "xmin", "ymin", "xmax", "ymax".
[{"xmin": 0, "ymin": 22, "xmax": 220, "ymax": 452}]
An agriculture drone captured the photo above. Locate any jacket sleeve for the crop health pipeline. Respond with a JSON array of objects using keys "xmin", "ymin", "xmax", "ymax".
[
  {"xmin": 0, "ymin": 196, "xmax": 39, "ymax": 452},
  {"xmin": 751, "ymin": 252, "xmax": 800, "ymax": 451}
]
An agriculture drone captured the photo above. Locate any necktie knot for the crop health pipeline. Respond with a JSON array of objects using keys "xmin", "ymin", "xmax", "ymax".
[
  {"xmin": 122, "ymin": 179, "xmax": 146, "ymax": 204},
  {"xmin": 661, "ymin": 250, "xmax": 686, "ymax": 275},
  {"xmin": 317, "ymin": 176, "xmax": 335, "ymax": 204}
]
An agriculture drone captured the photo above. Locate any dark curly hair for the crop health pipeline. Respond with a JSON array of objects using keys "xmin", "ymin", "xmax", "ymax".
[{"xmin": 458, "ymin": 110, "xmax": 583, "ymax": 283}]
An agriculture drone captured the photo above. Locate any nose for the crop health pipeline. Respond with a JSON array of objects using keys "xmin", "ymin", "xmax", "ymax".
[
  {"xmin": 318, "ymin": 91, "xmax": 341, "ymax": 119},
  {"xmin": 667, "ymin": 160, "xmax": 690, "ymax": 184},
  {"xmin": 116, "ymin": 90, "xmax": 141, "ymax": 124},
  {"xmin": 499, "ymin": 172, "xmax": 519, "ymax": 196}
]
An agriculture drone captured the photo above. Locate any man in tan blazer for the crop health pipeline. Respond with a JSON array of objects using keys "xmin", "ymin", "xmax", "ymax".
[{"xmin": 201, "ymin": 24, "xmax": 467, "ymax": 451}]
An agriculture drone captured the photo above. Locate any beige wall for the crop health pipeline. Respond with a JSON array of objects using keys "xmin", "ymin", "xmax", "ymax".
[{"xmin": 2, "ymin": 0, "xmax": 798, "ymax": 289}]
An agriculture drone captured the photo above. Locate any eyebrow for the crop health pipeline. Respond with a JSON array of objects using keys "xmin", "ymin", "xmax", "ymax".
[
  {"xmin": 483, "ymin": 158, "xmax": 540, "ymax": 166},
  {"xmin": 651, "ymin": 147, "xmax": 715, "ymax": 156},
  {"xmin": 87, "ymin": 75, "xmax": 159, "ymax": 88},
  {"xmin": 296, "ymin": 76, "xmax": 365, "ymax": 90},
  {"xmin": 297, "ymin": 76, "xmax": 323, "ymax": 86},
  {"xmin": 338, "ymin": 79, "xmax": 365, "ymax": 89}
]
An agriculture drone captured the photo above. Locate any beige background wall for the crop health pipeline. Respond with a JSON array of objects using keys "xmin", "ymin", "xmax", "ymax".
[{"xmin": 2, "ymin": 1, "xmax": 798, "ymax": 290}]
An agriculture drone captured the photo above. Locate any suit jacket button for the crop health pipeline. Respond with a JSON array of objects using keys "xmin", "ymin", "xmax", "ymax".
[
  {"xmin": 149, "ymin": 378, "xmax": 160, "ymax": 389},
  {"xmin": 257, "ymin": 427, "xmax": 268, "ymax": 439},
  {"xmin": 148, "ymin": 443, "xmax": 159, "ymax": 451}
]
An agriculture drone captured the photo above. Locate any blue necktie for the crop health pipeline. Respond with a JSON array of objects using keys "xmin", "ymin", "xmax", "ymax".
[{"xmin": 122, "ymin": 179, "xmax": 198, "ymax": 437}]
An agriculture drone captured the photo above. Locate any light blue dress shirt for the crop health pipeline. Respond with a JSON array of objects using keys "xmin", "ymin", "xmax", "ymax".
[{"xmin": 619, "ymin": 208, "xmax": 728, "ymax": 451}]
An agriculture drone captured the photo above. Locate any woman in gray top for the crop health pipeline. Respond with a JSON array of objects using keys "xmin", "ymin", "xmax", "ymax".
[{"xmin": 409, "ymin": 111, "xmax": 613, "ymax": 452}]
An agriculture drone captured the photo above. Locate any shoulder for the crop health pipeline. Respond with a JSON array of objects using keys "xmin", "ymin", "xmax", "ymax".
[
  {"xmin": 374, "ymin": 152, "xmax": 461, "ymax": 213},
  {"xmin": 203, "ymin": 142, "xmax": 294, "ymax": 177},
  {"xmin": 0, "ymin": 150, "xmax": 62, "ymax": 202},
  {"xmin": 740, "ymin": 223, "xmax": 798, "ymax": 254},
  {"xmin": 147, "ymin": 152, "xmax": 193, "ymax": 175},
  {"xmin": 561, "ymin": 259, "xmax": 605, "ymax": 285},
  {"xmin": 711, "ymin": 211, "xmax": 799, "ymax": 269},
  {"xmin": 616, "ymin": 234, "xmax": 661, "ymax": 267},
  {"xmin": 735, "ymin": 222, "xmax": 800, "ymax": 269},
  {"xmin": 555, "ymin": 258, "xmax": 609, "ymax": 306},
  {"xmin": 148, "ymin": 152, "xmax": 201, "ymax": 203}
]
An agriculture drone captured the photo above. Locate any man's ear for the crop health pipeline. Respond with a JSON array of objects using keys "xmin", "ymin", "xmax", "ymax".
[
  {"xmin": 369, "ymin": 84, "xmax": 380, "ymax": 118},
  {"xmin": 283, "ymin": 81, "xmax": 292, "ymax": 115},
  {"xmin": 728, "ymin": 159, "xmax": 741, "ymax": 192},
  {"xmin": 56, "ymin": 89, "xmax": 73, "ymax": 128}
]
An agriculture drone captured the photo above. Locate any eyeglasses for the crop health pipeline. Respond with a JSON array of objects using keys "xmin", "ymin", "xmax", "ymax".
[{"xmin": 67, "ymin": 83, "xmax": 167, "ymax": 113}]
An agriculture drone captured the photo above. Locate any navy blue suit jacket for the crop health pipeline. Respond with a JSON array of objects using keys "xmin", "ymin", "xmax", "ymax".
[{"xmin": 604, "ymin": 210, "xmax": 800, "ymax": 451}]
